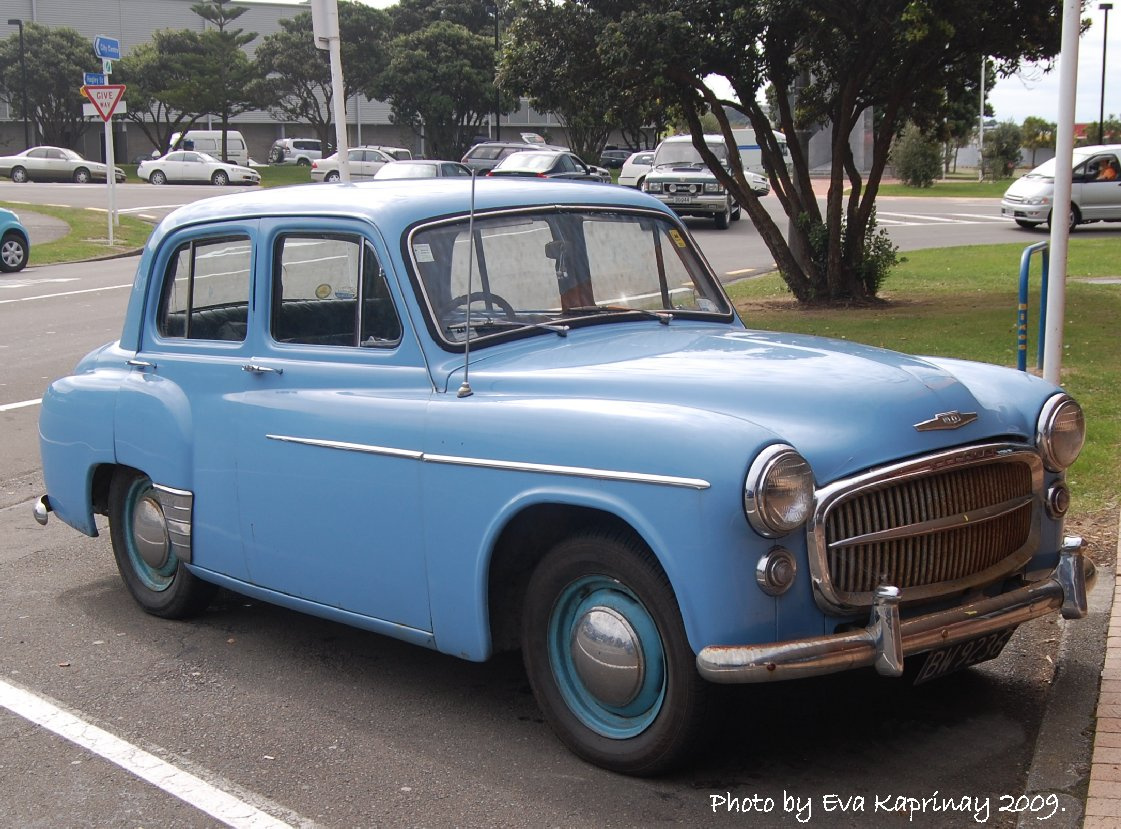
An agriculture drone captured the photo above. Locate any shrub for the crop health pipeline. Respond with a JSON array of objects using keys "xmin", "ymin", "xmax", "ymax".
[{"xmin": 892, "ymin": 123, "xmax": 942, "ymax": 188}]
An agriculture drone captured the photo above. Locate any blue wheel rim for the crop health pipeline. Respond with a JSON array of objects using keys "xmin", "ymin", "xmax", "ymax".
[
  {"xmin": 547, "ymin": 575, "xmax": 666, "ymax": 739},
  {"xmin": 122, "ymin": 478, "xmax": 177, "ymax": 592}
]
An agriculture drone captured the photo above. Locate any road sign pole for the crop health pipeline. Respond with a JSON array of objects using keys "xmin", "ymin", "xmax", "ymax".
[{"xmin": 105, "ymin": 118, "xmax": 116, "ymax": 243}]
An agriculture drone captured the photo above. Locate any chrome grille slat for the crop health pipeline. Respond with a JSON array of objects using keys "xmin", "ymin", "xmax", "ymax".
[{"xmin": 809, "ymin": 446, "xmax": 1043, "ymax": 613}]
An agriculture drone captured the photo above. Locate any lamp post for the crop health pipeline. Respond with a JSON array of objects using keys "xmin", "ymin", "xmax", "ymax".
[
  {"xmin": 489, "ymin": 4, "xmax": 500, "ymax": 140},
  {"xmin": 1100, "ymin": 3, "xmax": 1113, "ymax": 145},
  {"xmin": 6, "ymin": 19, "xmax": 31, "ymax": 150}
]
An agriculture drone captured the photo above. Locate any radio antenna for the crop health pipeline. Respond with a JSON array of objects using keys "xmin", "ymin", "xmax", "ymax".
[{"xmin": 456, "ymin": 171, "xmax": 478, "ymax": 398}]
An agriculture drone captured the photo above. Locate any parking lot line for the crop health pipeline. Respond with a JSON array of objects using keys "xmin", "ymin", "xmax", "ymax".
[
  {"xmin": 0, "ymin": 677, "xmax": 301, "ymax": 829},
  {"xmin": 0, "ymin": 399, "xmax": 41, "ymax": 412}
]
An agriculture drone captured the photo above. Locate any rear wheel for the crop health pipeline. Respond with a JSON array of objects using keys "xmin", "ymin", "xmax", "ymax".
[
  {"xmin": 108, "ymin": 470, "xmax": 216, "ymax": 619},
  {"xmin": 149, "ymin": 170, "xmax": 167, "ymax": 186},
  {"xmin": 325, "ymin": 170, "xmax": 341, "ymax": 183},
  {"xmin": 297, "ymin": 157, "xmax": 311, "ymax": 166},
  {"xmin": 521, "ymin": 530, "xmax": 709, "ymax": 775},
  {"xmin": 0, "ymin": 231, "xmax": 28, "ymax": 272}
]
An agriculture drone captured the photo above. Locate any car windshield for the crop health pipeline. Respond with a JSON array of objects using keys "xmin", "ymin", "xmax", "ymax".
[
  {"xmin": 1025, "ymin": 153, "xmax": 1096, "ymax": 178},
  {"xmin": 495, "ymin": 152, "xmax": 557, "ymax": 172},
  {"xmin": 653, "ymin": 141, "xmax": 727, "ymax": 167},
  {"xmin": 410, "ymin": 208, "xmax": 732, "ymax": 346},
  {"xmin": 378, "ymin": 163, "xmax": 437, "ymax": 179}
]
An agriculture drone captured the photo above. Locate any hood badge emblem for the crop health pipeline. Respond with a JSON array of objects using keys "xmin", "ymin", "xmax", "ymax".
[{"xmin": 914, "ymin": 411, "xmax": 979, "ymax": 432}]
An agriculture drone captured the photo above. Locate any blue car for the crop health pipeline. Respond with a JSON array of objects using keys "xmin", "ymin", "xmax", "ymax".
[
  {"xmin": 0, "ymin": 207, "xmax": 30, "ymax": 272},
  {"xmin": 35, "ymin": 178, "xmax": 1094, "ymax": 774}
]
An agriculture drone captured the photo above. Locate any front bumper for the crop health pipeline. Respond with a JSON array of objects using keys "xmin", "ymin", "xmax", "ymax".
[
  {"xmin": 1001, "ymin": 202, "xmax": 1048, "ymax": 221},
  {"xmin": 697, "ymin": 536, "xmax": 1094, "ymax": 683}
]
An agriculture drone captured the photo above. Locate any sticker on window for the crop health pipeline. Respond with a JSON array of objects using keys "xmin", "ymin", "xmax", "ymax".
[
  {"xmin": 315, "ymin": 283, "xmax": 332, "ymax": 299},
  {"xmin": 335, "ymin": 286, "xmax": 356, "ymax": 300},
  {"xmin": 668, "ymin": 229, "xmax": 686, "ymax": 248},
  {"xmin": 413, "ymin": 243, "xmax": 435, "ymax": 263}
]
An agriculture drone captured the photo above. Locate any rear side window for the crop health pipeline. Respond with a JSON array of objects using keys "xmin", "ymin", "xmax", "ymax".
[
  {"xmin": 272, "ymin": 235, "xmax": 401, "ymax": 348},
  {"xmin": 158, "ymin": 236, "xmax": 252, "ymax": 341}
]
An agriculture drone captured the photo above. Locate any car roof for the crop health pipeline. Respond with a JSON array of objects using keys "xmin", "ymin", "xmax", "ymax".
[{"xmin": 151, "ymin": 179, "xmax": 673, "ymax": 246}]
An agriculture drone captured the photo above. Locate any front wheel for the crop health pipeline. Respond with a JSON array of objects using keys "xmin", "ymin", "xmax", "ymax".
[
  {"xmin": 73, "ymin": 167, "xmax": 92, "ymax": 184},
  {"xmin": 148, "ymin": 170, "xmax": 167, "ymax": 186},
  {"xmin": 211, "ymin": 170, "xmax": 229, "ymax": 186},
  {"xmin": 108, "ymin": 470, "xmax": 216, "ymax": 619},
  {"xmin": 1015, "ymin": 219, "xmax": 1043, "ymax": 229},
  {"xmin": 714, "ymin": 201, "xmax": 731, "ymax": 230},
  {"xmin": 521, "ymin": 530, "xmax": 709, "ymax": 775},
  {"xmin": 1048, "ymin": 205, "xmax": 1080, "ymax": 231},
  {"xmin": 0, "ymin": 231, "xmax": 28, "ymax": 272}
]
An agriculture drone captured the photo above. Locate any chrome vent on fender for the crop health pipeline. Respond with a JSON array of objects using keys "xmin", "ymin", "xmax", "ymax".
[{"xmin": 807, "ymin": 445, "xmax": 1043, "ymax": 613}]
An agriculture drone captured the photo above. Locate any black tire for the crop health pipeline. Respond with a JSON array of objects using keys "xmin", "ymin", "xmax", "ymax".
[
  {"xmin": 731, "ymin": 203, "xmax": 742, "ymax": 222},
  {"xmin": 73, "ymin": 167, "xmax": 92, "ymax": 184},
  {"xmin": 0, "ymin": 231, "xmax": 29, "ymax": 272},
  {"xmin": 521, "ymin": 529, "xmax": 709, "ymax": 775},
  {"xmin": 296, "ymin": 157, "xmax": 311, "ymax": 166},
  {"xmin": 268, "ymin": 147, "xmax": 284, "ymax": 164},
  {"xmin": 149, "ymin": 170, "xmax": 167, "ymax": 186},
  {"xmin": 108, "ymin": 470, "xmax": 216, "ymax": 619},
  {"xmin": 325, "ymin": 170, "xmax": 341, "ymax": 183},
  {"xmin": 10, "ymin": 166, "xmax": 27, "ymax": 183},
  {"xmin": 1014, "ymin": 219, "xmax": 1043, "ymax": 230},
  {"xmin": 1048, "ymin": 205, "xmax": 1080, "ymax": 231},
  {"xmin": 211, "ymin": 170, "xmax": 229, "ymax": 186},
  {"xmin": 714, "ymin": 201, "xmax": 731, "ymax": 230}
]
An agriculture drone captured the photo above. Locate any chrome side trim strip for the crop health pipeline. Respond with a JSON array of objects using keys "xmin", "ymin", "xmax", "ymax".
[
  {"xmin": 266, "ymin": 434, "xmax": 710, "ymax": 490},
  {"xmin": 266, "ymin": 434, "xmax": 424, "ymax": 461}
]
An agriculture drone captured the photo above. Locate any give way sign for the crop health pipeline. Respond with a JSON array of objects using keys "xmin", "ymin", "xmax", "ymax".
[{"xmin": 82, "ymin": 84, "xmax": 127, "ymax": 121}]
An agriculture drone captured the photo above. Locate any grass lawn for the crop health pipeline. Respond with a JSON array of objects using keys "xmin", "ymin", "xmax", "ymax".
[
  {"xmin": 726, "ymin": 238, "xmax": 1121, "ymax": 518},
  {"xmin": 871, "ymin": 179, "xmax": 1013, "ymax": 198},
  {"xmin": 2, "ymin": 200, "xmax": 154, "ymax": 265}
]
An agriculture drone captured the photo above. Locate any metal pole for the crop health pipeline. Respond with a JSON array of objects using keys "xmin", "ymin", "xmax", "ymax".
[
  {"xmin": 978, "ymin": 58, "xmax": 985, "ymax": 181},
  {"xmin": 493, "ymin": 4, "xmax": 501, "ymax": 141},
  {"xmin": 1101, "ymin": 3, "xmax": 1113, "ymax": 145},
  {"xmin": 7, "ymin": 20, "xmax": 31, "ymax": 149},
  {"xmin": 1043, "ymin": 0, "xmax": 1081, "ymax": 385}
]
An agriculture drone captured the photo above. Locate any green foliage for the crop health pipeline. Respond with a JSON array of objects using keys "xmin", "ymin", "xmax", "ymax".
[
  {"xmin": 0, "ymin": 24, "xmax": 95, "ymax": 147},
  {"xmin": 1081, "ymin": 116, "xmax": 1121, "ymax": 146},
  {"xmin": 370, "ymin": 21, "xmax": 502, "ymax": 160},
  {"xmin": 117, "ymin": 31, "xmax": 210, "ymax": 154},
  {"xmin": 982, "ymin": 121, "xmax": 1023, "ymax": 179},
  {"xmin": 255, "ymin": 4, "xmax": 390, "ymax": 151},
  {"xmin": 796, "ymin": 209, "xmax": 900, "ymax": 299},
  {"xmin": 1020, "ymin": 116, "xmax": 1056, "ymax": 166},
  {"xmin": 892, "ymin": 123, "xmax": 943, "ymax": 187}
]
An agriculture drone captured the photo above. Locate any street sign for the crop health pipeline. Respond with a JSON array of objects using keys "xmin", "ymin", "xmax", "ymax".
[
  {"xmin": 102, "ymin": 59, "xmax": 113, "ymax": 75},
  {"xmin": 84, "ymin": 72, "xmax": 106, "ymax": 86},
  {"xmin": 82, "ymin": 84, "xmax": 126, "ymax": 121},
  {"xmin": 93, "ymin": 35, "xmax": 120, "ymax": 61}
]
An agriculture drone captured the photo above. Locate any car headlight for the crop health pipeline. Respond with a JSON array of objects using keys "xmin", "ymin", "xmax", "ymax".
[
  {"xmin": 744, "ymin": 445, "xmax": 815, "ymax": 537},
  {"xmin": 644, "ymin": 181, "xmax": 663, "ymax": 193},
  {"xmin": 1024, "ymin": 196, "xmax": 1050, "ymax": 206},
  {"xmin": 704, "ymin": 182, "xmax": 723, "ymax": 194},
  {"xmin": 1037, "ymin": 394, "xmax": 1085, "ymax": 472}
]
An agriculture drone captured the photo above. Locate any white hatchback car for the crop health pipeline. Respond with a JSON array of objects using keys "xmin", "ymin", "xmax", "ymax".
[
  {"xmin": 617, "ymin": 150, "xmax": 654, "ymax": 187},
  {"xmin": 138, "ymin": 151, "xmax": 260, "ymax": 186},
  {"xmin": 1001, "ymin": 145, "xmax": 1121, "ymax": 229}
]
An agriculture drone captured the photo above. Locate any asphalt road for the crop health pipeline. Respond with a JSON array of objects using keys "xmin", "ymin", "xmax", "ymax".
[{"xmin": 0, "ymin": 182, "xmax": 1109, "ymax": 828}]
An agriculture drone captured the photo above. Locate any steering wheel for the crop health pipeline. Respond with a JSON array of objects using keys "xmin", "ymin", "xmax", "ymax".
[{"xmin": 447, "ymin": 291, "xmax": 517, "ymax": 320}]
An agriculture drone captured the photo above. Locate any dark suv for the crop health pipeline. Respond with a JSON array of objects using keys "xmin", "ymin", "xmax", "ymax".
[{"xmin": 461, "ymin": 140, "xmax": 568, "ymax": 174}]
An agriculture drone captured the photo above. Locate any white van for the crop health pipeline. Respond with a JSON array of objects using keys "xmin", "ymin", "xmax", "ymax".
[
  {"xmin": 1001, "ymin": 144, "xmax": 1121, "ymax": 230},
  {"xmin": 167, "ymin": 130, "xmax": 249, "ymax": 166},
  {"xmin": 731, "ymin": 128, "xmax": 791, "ymax": 176}
]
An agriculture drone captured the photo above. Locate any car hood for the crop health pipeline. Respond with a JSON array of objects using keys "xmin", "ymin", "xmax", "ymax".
[
  {"xmin": 1003, "ymin": 175, "xmax": 1053, "ymax": 199},
  {"xmin": 446, "ymin": 325, "xmax": 1051, "ymax": 483}
]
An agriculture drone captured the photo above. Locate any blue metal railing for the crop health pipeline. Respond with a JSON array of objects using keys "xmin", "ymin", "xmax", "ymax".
[{"xmin": 1016, "ymin": 242, "xmax": 1049, "ymax": 372}]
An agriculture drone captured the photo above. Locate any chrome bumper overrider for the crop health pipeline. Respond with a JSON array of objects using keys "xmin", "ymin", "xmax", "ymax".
[{"xmin": 697, "ymin": 536, "xmax": 1094, "ymax": 683}]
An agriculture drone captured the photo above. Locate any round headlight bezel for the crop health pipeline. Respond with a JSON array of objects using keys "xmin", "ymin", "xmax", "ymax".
[
  {"xmin": 1037, "ymin": 394, "xmax": 1085, "ymax": 472},
  {"xmin": 744, "ymin": 445, "xmax": 815, "ymax": 538}
]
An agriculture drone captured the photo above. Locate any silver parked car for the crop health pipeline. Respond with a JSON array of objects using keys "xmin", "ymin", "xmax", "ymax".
[
  {"xmin": 0, "ymin": 146, "xmax": 125, "ymax": 184},
  {"xmin": 137, "ymin": 151, "xmax": 260, "ymax": 186}
]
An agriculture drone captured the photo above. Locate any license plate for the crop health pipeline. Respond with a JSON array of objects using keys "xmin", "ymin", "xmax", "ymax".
[
  {"xmin": 913, "ymin": 627, "xmax": 1015, "ymax": 685},
  {"xmin": 669, "ymin": 196, "xmax": 693, "ymax": 204}
]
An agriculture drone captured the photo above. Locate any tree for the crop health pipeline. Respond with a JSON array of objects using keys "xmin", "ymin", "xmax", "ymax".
[
  {"xmin": 117, "ymin": 31, "xmax": 211, "ymax": 155},
  {"xmin": 505, "ymin": 0, "xmax": 1064, "ymax": 304},
  {"xmin": 1020, "ymin": 116, "xmax": 1055, "ymax": 167},
  {"xmin": 892, "ymin": 123, "xmax": 942, "ymax": 187},
  {"xmin": 255, "ymin": 4, "xmax": 390, "ymax": 151},
  {"xmin": 1082, "ymin": 116, "xmax": 1121, "ymax": 146},
  {"xmin": 369, "ymin": 21, "xmax": 507, "ymax": 160},
  {"xmin": 189, "ymin": 1, "xmax": 263, "ymax": 162},
  {"xmin": 982, "ymin": 121, "xmax": 1022, "ymax": 179},
  {"xmin": 0, "ymin": 24, "xmax": 93, "ymax": 148}
]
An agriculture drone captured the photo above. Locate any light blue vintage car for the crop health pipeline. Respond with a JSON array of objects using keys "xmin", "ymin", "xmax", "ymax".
[{"xmin": 36, "ymin": 179, "xmax": 1093, "ymax": 775}]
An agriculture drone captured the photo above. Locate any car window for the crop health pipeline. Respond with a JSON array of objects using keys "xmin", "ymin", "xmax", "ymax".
[
  {"xmin": 158, "ymin": 236, "xmax": 252, "ymax": 342},
  {"xmin": 471, "ymin": 146, "xmax": 501, "ymax": 160},
  {"xmin": 28, "ymin": 148, "xmax": 48, "ymax": 159},
  {"xmin": 555, "ymin": 155, "xmax": 577, "ymax": 173},
  {"xmin": 444, "ymin": 163, "xmax": 472, "ymax": 177},
  {"xmin": 184, "ymin": 153, "xmax": 203, "ymax": 163},
  {"xmin": 272, "ymin": 235, "xmax": 401, "ymax": 348},
  {"xmin": 294, "ymin": 141, "xmax": 319, "ymax": 151},
  {"xmin": 47, "ymin": 149, "xmax": 66, "ymax": 160}
]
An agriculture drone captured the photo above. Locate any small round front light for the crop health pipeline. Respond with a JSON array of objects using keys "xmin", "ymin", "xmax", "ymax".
[
  {"xmin": 744, "ymin": 445, "xmax": 815, "ymax": 537},
  {"xmin": 756, "ymin": 547, "xmax": 798, "ymax": 596},
  {"xmin": 1037, "ymin": 395, "xmax": 1086, "ymax": 472}
]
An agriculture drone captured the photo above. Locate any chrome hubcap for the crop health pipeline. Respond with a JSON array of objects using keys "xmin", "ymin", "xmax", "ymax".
[
  {"xmin": 132, "ymin": 495, "xmax": 170, "ymax": 569},
  {"xmin": 570, "ymin": 606, "xmax": 645, "ymax": 707}
]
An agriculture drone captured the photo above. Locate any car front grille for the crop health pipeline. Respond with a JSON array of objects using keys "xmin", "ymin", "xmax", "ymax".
[
  {"xmin": 1003, "ymin": 194, "xmax": 1025, "ymax": 204},
  {"xmin": 808, "ymin": 445, "xmax": 1042, "ymax": 613}
]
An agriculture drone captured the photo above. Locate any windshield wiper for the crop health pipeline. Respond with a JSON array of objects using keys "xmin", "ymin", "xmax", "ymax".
[
  {"xmin": 565, "ymin": 305, "xmax": 672, "ymax": 325},
  {"xmin": 447, "ymin": 317, "xmax": 569, "ymax": 337}
]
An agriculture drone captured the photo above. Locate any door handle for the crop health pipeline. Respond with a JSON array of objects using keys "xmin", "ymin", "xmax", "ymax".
[
  {"xmin": 127, "ymin": 359, "xmax": 156, "ymax": 370},
  {"xmin": 242, "ymin": 364, "xmax": 283, "ymax": 375}
]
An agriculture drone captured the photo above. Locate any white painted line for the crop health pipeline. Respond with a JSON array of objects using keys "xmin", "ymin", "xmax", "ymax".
[
  {"xmin": 0, "ymin": 283, "xmax": 133, "ymax": 305},
  {"xmin": 118, "ymin": 205, "xmax": 186, "ymax": 213},
  {"xmin": 877, "ymin": 212, "xmax": 962, "ymax": 223},
  {"xmin": 0, "ymin": 398, "xmax": 41, "ymax": 413},
  {"xmin": 725, "ymin": 267, "xmax": 757, "ymax": 276},
  {"xmin": 947, "ymin": 213, "xmax": 1008, "ymax": 221},
  {"xmin": 0, "ymin": 677, "xmax": 298, "ymax": 829}
]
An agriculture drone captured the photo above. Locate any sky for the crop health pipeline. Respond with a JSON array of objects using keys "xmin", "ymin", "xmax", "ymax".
[{"xmin": 259, "ymin": 1, "xmax": 1121, "ymax": 127}]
